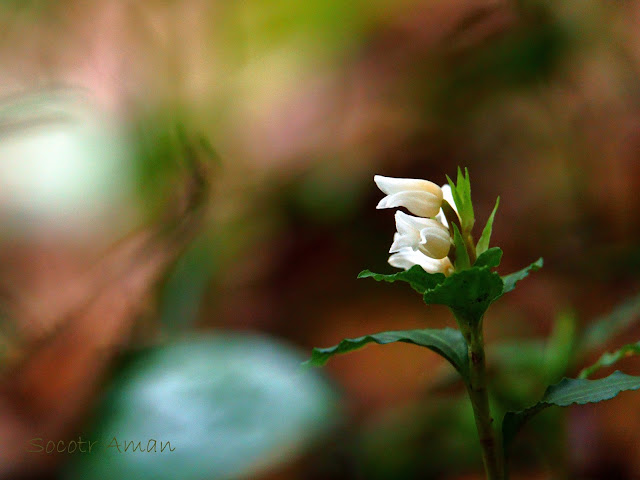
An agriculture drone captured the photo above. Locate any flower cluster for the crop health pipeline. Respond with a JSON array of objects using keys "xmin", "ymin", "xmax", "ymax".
[{"xmin": 374, "ymin": 175, "xmax": 458, "ymax": 275}]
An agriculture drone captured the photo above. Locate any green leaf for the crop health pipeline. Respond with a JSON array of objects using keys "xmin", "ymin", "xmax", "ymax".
[
  {"xmin": 474, "ymin": 247, "xmax": 502, "ymax": 269},
  {"xmin": 423, "ymin": 266, "xmax": 504, "ymax": 326},
  {"xmin": 543, "ymin": 311, "xmax": 578, "ymax": 383},
  {"xmin": 491, "ymin": 340, "xmax": 547, "ymax": 373},
  {"xmin": 304, "ymin": 327, "xmax": 469, "ymax": 382},
  {"xmin": 452, "ymin": 223, "xmax": 470, "ymax": 271},
  {"xmin": 579, "ymin": 341, "xmax": 640, "ymax": 379},
  {"xmin": 64, "ymin": 334, "xmax": 337, "ymax": 480},
  {"xmin": 476, "ymin": 197, "xmax": 500, "ymax": 256},
  {"xmin": 446, "ymin": 167, "xmax": 475, "ymax": 233},
  {"xmin": 502, "ymin": 371, "xmax": 640, "ymax": 455},
  {"xmin": 580, "ymin": 291, "xmax": 640, "ymax": 352},
  {"xmin": 458, "ymin": 167, "xmax": 474, "ymax": 229},
  {"xmin": 358, "ymin": 266, "xmax": 446, "ymax": 294},
  {"xmin": 501, "ymin": 258, "xmax": 543, "ymax": 294}
]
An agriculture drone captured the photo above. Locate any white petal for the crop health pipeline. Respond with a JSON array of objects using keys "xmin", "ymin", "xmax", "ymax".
[
  {"xmin": 376, "ymin": 190, "xmax": 442, "ymax": 217},
  {"xmin": 389, "ymin": 232, "xmax": 416, "ymax": 253},
  {"xmin": 436, "ymin": 184, "xmax": 459, "ymax": 229},
  {"xmin": 435, "ymin": 210, "xmax": 448, "ymax": 228},
  {"xmin": 374, "ymin": 175, "xmax": 442, "ymax": 198},
  {"xmin": 388, "ymin": 248, "xmax": 453, "ymax": 275},
  {"xmin": 394, "ymin": 210, "xmax": 434, "ymax": 235},
  {"xmin": 442, "ymin": 184, "xmax": 456, "ymax": 212},
  {"xmin": 418, "ymin": 222, "xmax": 451, "ymax": 259},
  {"xmin": 389, "ymin": 248, "xmax": 437, "ymax": 271}
]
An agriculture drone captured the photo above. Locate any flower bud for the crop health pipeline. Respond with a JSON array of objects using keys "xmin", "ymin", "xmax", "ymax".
[
  {"xmin": 375, "ymin": 175, "xmax": 443, "ymax": 218},
  {"xmin": 390, "ymin": 211, "xmax": 451, "ymax": 260},
  {"xmin": 418, "ymin": 221, "xmax": 451, "ymax": 259}
]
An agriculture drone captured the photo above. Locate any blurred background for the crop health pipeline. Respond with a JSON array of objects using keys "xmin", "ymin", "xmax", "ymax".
[{"xmin": 0, "ymin": 1, "xmax": 639, "ymax": 479}]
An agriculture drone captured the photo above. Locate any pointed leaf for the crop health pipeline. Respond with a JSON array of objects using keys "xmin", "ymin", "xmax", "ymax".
[
  {"xmin": 503, "ymin": 371, "xmax": 640, "ymax": 455},
  {"xmin": 579, "ymin": 341, "xmax": 640, "ymax": 379},
  {"xmin": 358, "ymin": 266, "xmax": 446, "ymax": 294},
  {"xmin": 462, "ymin": 167, "xmax": 474, "ymax": 231},
  {"xmin": 474, "ymin": 247, "xmax": 503, "ymax": 269},
  {"xmin": 452, "ymin": 223, "xmax": 470, "ymax": 271},
  {"xmin": 447, "ymin": 168, "xmax": 474, "ymax": 233},
  {"xmin": 501, "ymin": 258, "xmax": 543, "ymax": 294},
  {"xmin": 304, "ymin": 327, "xmax": 469, "ymax": 382},
  {"xmin": 423, "ymin": 266, "xmax": 504, "ymax": 326},
  {"xmin": 476, "ymin": 197, "xmax": 500, "ymax": 255}
]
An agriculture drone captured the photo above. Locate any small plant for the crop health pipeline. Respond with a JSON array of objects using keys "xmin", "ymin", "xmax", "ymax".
[{"xmin": 306, "ymin": 168, "xmax": 640, "ymax": 479}]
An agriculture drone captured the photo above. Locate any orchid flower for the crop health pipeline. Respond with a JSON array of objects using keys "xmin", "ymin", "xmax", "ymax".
[
  {"xmin": 374, "ymin": 175, "xmax": 443, "ymax": 218},
  {"xmin": 390, "ymin": 211, "xmax": 451, "ymax": 260},
  {"xmin": 374, "ymin": 175, "xmax": 455, "ymax": 274}
]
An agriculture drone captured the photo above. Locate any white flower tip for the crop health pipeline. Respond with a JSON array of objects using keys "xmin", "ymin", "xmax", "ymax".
[
  {"xmin": 376, "ymin": 196, "xmax": 391, "ymax": 210},
  {"xmin": 373, "ymin": 174, "xmax": 391, "ymax": 185},
  {"xmin": 389, "ymin": 232, "xmax": 410, "ymax": 253},
  {"xmin": 374, "ymin": 175, "xmax": 442, "ymax": 197}
]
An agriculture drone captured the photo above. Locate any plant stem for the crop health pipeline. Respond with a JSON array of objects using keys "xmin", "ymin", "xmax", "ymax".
[
  {"xmin": 464, "ymin": 233, "xmax": 477, "ymax": 265},
  {"xmin": 464, "ymin": 325, "xmax": 503, "ymax": 480}
]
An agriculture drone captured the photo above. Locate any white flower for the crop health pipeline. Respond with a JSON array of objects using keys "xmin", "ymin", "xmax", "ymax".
[
  {"xmin": 389, "ymin": 247, "xmax": 454, "ymax": 275},
  {"xmin": 390, "ymin": 211, "xmax": 451, "ymax": 259},
  {"xmin": 435, "ymin": 184, "xmax": 458, "ymax": 229},
  {"xmin": 374, "ymin": 175, "xmax": 443, "ymax": 218}
]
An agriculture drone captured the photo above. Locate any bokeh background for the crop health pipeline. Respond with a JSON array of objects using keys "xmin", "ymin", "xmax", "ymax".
[{"xmin": 0, "ymin": 1, "xmax": 639, "ymax": 479}]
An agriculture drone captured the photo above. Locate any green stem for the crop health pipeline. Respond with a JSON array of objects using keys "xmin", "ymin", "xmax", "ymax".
[
  {"xmin": 464, "ymin": 233, "xmax": 477, "ymax": 265},
  {"xmin": 463, "ymin": 324, "xmax": 503, "ymax": 480}
]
